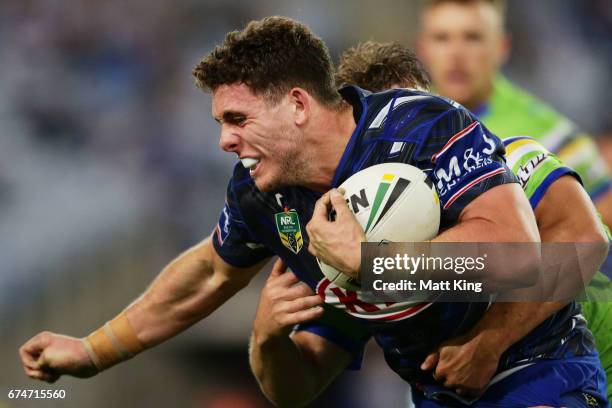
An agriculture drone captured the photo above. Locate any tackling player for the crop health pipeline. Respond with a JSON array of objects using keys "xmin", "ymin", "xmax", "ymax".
[
  {"xmin": 338, "ymin": 41, "xmax": 612, "ymax": 403},
  {"xmin": 417, "ymin": 0, "xmax": 612, "ymax": 395},
  {"xmin": 354, "ymin": 38, "xmax": 612, "ymax": 398},
  {"xmin": 416, "ymin": 0, "xmax": 612, "ymax": 228},
  {"xmin": 18, "ymin": 17, "xmax": 607, "ymax": 407},
  {"xmin": 249, "ymin": 41, "xmax": 610, "ymax": 407}
]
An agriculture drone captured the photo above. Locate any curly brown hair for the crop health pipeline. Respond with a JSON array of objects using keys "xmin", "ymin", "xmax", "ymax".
[
  {"xmin": 193, "ymin": 16, "xmax": 340, "ymax": 106},
  {"xmin": 335, "ymin": 41, "xmax": 430, "ymax": 92}
]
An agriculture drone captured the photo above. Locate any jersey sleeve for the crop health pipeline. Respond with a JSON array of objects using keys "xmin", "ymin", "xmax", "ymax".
[
  {"xmin": 504, "ymin": 136, "xmax": 581, "ymax": 209},
  {"xmin": 424, "ymin": 107, "xmax": 518, "ymax": 227},
  {"xmin": 293, "ymin": 304, "xmax": 371, "ymax": 370},
  {"xmin": 212, "ymin": 177, "xmax": 274, "ymax": 268},
  {"xmin": 555, "ymin": 132, "xmax": 612, "ymax": 201}
]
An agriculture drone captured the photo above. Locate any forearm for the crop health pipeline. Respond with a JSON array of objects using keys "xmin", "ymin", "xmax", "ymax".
[
  {"xmin": 461, "ymin": 205, "xmax": 574, "ymax": 339},
  {"xmin": 468, "ymin": 301, "xmax": 565, "ymax": 354},
  {"xmin": 476, "ymin": 228, "xmax": 606, "ymax": 349},
  {"xmin": 423, "ymin": 300, "xmax": 567, "ymax": 391},
  {"xmin": 85, "ymin": 238, "xmax": 261, "ymax": 371},
  {"xmin": 535, "ymin": 177, "xmax": 610, "ymax": 299},
  {"xmin": 428, "ymin": 218, "xmax": 541, "ymax": 292},
  {"xmin": 249, "ymin": 333, "xmax": 319, "ymax": 408},
  {"xmin": 125, "ymin": 239, "xmax": 243, "ymax": 347},
  {"xmin": 465, "ymin": 177, "xmax": 609, "ymax": 350}
]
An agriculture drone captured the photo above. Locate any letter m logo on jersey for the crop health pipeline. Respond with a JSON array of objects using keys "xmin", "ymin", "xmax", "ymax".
[{"xmin": 275, "ymin": 209, "xmax": 304, "ymax": 254}]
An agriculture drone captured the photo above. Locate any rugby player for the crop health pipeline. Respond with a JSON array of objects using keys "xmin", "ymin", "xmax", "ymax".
[
  {"xmin": 18, "ymin": 17, "xmax": 607, "ymax": 407},
  {"xmin": 249, "ymin": 40, "xmax": 611, "ymax": 407},
  {"xmin": 417, "ymin": 0, "xmax": 612, "ymax": 395},
  {"xmin": 336, "ymin": 41, "xmax": 612, "ymax": 398},
  {"xmin": 416, "ymin": 0, "xmax": 612, "ymax": 229}
]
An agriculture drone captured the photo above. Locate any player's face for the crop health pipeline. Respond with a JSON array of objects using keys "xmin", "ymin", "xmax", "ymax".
[
  {"xmin": 212, "ymin": 83, "xmax": 306, "ymax": 192},
  {"xmin": 418, "ymin": 2, "xmax": 509, "ymax": 109}
]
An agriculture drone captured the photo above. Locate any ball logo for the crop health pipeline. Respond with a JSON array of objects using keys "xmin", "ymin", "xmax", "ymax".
[
  {"xmin": 317, "ymin": 163, "xmax": 440, "ymax": 293},
  {"xmin": 364, "ymin": 173, "xmax": 411, "ymax": 233},
  {"xmin": 348, "ymin": 189, "xmax": 369, "ymax": 214}
]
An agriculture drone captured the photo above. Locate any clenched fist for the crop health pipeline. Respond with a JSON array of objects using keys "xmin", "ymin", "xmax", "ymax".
[{"xmin": 19, "ymin": 331, "xmax": 98, "ymax": 383}]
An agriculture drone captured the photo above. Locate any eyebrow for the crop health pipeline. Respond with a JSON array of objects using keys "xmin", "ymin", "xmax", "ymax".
[{"xmin": 214, "ymin": 111, "xmax": 247, "ymax": 125}]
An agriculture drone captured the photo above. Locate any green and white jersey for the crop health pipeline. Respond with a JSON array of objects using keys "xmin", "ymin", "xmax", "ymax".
[
  {"xmin": 503, "ymin": 135, "xmax": 579, "ymax": 208},
  {"xmin": 480, "ymin": 76, "xmax": 611, "ymax": 201},
  {"xmin": 504, "ymin": 135, "xmax": 612, "ymax": 399}
]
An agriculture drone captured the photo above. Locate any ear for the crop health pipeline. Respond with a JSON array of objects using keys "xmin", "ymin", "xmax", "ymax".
[
  {"xmin": 497, "ymin": 33, "xmax": 512, "ymax": 67},
  {"xmin": 415, "ymin": 35, "xmax": 431, "ymax": 67},
  {"xmin": 415, "ymin": 36, "xmax": 425, "ymax": 60},
  {"xmin": 288, "ymin": 87, "xmax": 311, "ymax": 127}
]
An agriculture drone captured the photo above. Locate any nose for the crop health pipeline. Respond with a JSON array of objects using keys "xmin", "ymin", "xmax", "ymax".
[
  {"xmin": 219, "ymin": 126, "xmax": 240, "ymax": 153},
  {"xmin": 450, "ymin": 37, "xmax": 469, "ymax": 59}
]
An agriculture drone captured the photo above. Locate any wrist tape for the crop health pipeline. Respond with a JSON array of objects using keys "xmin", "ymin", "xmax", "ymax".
[{"xmin": 83, "ymin": 313, "xmax": 144, "ymax": 371}]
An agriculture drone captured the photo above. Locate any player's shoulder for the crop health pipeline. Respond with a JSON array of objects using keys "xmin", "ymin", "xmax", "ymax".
[
  {"xmin": 341, "ymin": 85, "xmax": 465, "ymax": 127},
  {"xmin": 503, "ymin": 136, "xmax": 549, "ymax": 152},
  {"xmin": 372, "ymin": 87, "xmax": 463, "ymax": 114},
  {"xmin": 503, "ymin": 136, "xmax": 552, "ymax": 170},
  {"xmin": 491, "ymin": 76, "xmax": 566, "ymax": 127}
]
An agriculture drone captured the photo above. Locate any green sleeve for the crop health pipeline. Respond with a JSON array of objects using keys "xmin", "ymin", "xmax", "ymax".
[
  {"xmin": 483, "ymin": 76, "xmax": 611, "ymax": 199},
  {"xmin": 503, "ymin": 136, "xmax": 579, "ymax": 209}
]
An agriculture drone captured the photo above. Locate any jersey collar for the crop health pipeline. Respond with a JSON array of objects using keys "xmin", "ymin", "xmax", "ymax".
[
  {"xmin": 332, "ymin": 86, "xmax": 370, "ymax": 187},
  {"xmin": 471, "ymin": 102, "xmax": 490, "ymax": 119}
]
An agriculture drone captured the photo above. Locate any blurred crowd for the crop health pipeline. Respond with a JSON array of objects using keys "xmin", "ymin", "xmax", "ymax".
[{"xmin": 1, "ymin": 0, "xmax": 610, "ymax": 407}]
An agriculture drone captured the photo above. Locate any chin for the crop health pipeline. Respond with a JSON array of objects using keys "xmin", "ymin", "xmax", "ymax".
[
  {"xmin": 253, "ymin": 175, "xmax": 281, "ymax": 193},
  {"xmin": 443, "ymin": 85, "xmax": 474, "ymax": 105},
  {"xmin": 252, "ymin": 165, "xmax": 296, "ymax": 192},
  {"xmin": 254, "ymin": 180, "xmax": 272, "ymax": 192}
]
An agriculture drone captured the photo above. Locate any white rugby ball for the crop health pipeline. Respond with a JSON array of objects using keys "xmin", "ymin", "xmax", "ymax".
[{"xmin": 317, "ymin": 163, "xmax": 440, "ymax": 290}]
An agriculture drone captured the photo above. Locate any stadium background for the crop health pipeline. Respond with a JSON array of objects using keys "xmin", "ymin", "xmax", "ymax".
[{"xmin": 1, "ymin": 0, "xmax": 611, "ymax": 407}]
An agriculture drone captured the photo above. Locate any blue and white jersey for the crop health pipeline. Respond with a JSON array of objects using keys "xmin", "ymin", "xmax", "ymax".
[
  {"xmin": 211, "ymin": 86, "xmax": 596, "ymax": 389},
  {"xmin": 213, "ymin": 85, "xmax": 514, "ymax": 277},
  {"xmin": 213, "ymin": 86, "xmax": 513, "ymax": 319}
]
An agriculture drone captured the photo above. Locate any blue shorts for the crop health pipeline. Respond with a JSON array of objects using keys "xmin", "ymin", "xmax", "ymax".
[{"xmin": 412, "ymin": 355, "xmax": 609, "ymax": 407}]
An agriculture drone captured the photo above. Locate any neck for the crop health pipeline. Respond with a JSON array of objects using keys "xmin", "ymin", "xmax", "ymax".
[
  {"xmin": 463, "ymin": 83, "xmax": 494, "ymax": 112},
  {"xmin": 302, "ymin": 102, "xmax": 356, "ymax": 192}
]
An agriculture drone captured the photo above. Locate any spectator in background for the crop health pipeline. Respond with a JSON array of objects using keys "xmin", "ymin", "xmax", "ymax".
[{"xmin": 416, "ymin": 0, "xmax": 612, "ymax": 227}]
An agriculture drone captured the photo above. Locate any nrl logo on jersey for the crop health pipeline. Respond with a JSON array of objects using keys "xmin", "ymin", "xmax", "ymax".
[{"xmin": 275, "ymin": 209, "xmax": 304, "ymax": 254}]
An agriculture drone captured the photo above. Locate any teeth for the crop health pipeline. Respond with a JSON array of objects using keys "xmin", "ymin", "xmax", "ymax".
[{"xmin": 241, "ymin": 157, "xmax": 260, "ymax": 169}]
